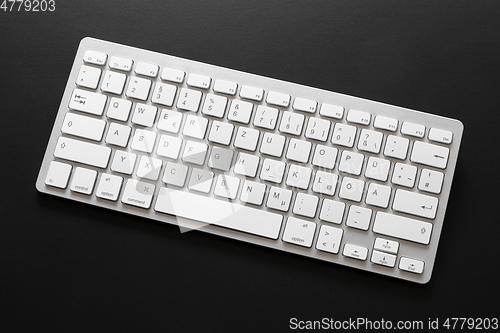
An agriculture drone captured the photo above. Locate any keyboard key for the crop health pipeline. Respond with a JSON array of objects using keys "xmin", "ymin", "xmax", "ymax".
[
  {"xmin": 338, "ymin": 177, "xmax": 365, "ymax": 202},
  {"xmin": 393, "ymin": 189, "xmax": 439, "ymax": 219},
  {"xmin": 373, "ymin": 238, "xmax": 399, "ymax": 255},
  {"xmin": 132, "ymin": 103, "xmax": 157, "ymax": 127},
  {"xmin": 155, "ymin": 187, "xmax": 283, "ymax": 239},
  {"xmin": 161, "ymin": 67, "xmax": 185, "ymax": 83},
  {"xmin": 136, "ymin": 156, "xmax": 162, "ymax": 181},
  {"xmin": 177, "ymin": 88, "xmax": 202, "ymax": 112},
  {"xmin": 305, "ymin": 118, "xmax": 330, "ymax": 142},
  {"xmin": 182, "ymin": 140, "xmax": 208, "ymax": 166},
  {"xmin": 233, "ymin": 153, "xmax": 260, "ymax": 178},
  {"xmin": 339, "ymin": 151, "xmax": 364, "ymax": 176},
  {"xmin": 208, "ymin": 121, "xmax": 234, "ymax": 146},
  {"xmin": 76, "ymin": 65, "xmax": 101, "ymax": 89},
  {"xmin": 228, "ymin": 100, "xmax": 253, "ymax": 124},
  {"xmin": 45, "ymin": 161, "xmax": 72, "ymax": 189},
  {"xmin": 293, "ymin": 97, "xmax": 317, "ymax": 113},
  {"xmin": 316, "ymin": 225, "xmax": 343, "ymax": 254},
  {"xmin": 346, "ymin": 205, "xmax": 372, "ymax": 231},
  {"xmin": 61, "ymin": 112, "xmax": 106, "ymax": 141},
  {"xmin": 418, "ymin": 169, "xmax": 444, "ymax": 194},
  {"xmin": 70, "ymin": 167, "xmax": 97, "ymax": 195},
  {"xmin": 373, "ymin": 211, "xmax": 433, "ymax": 245},
  {"xmin": 358, "ymin": 129, "xmax": 383, "ymax": 154},
  {"xmin": 391, "ymin": 163, "xmax": 417, "ymax": 188},
  {"xmin": 266, "ymin": 186, "xmax": 292, "ymax": 212},
  {"xmin": 260, "ymin": 132, "xmax": 285, "ymax": 157},
  {"xmin": 343, "ymin": 244, "xmax": 368, "ymax": 261},
  {"xmin": 213, "ymin": 79, "xmax": 237, "ymax": 95},
  {"xmin": 312, "ymin": 171, "xmax": 338, "ymax": 196},
  {"xmin": 234, "ymin": 127, "xmax": 260, "ymax": 151},
  {"xmin": 279, "ymin": 111, "xmax": 304, "ymax": 136},
  {"xmin": 401, "ymin": 121, "xmax": 425, "ymax": 138},
  {"xmin": 399, "ymin": 257, "xmax": 425, "ymax": 274},
  {"xmin": 384, "ymin": 135, "xmax": 409, "ymax": 160},
  {"xmin": 429, "ymin": 128, "xmax": 453, "ymax": 144},
  {"xmin": 135, "ymin": 62, "xmax": 159, "ymax": 77},
  {"xmin": 319, "ymin": 103, "xmax": 343, "ymax": 119},
  {"xmin": 111, "ymin": 150, "xmax": 137, "ymax": 175},
  {"xmin": 131, "ymin": 129, "xmax": 157, "ymax": 153},
  {"xmin": 69, "ymin": 88, "xmax": 107, "ymax": 116},
  {"xmin": 54, "ymin": 137, "xmax": 111, "ymax": 168},
  {"xmin": 411, "ymin": 141, "xmax": 449, "ymax": 169},
  {"xmin": 208, "ymin": 146, "xmax": 234, "ymax": 172},
  {"xmin": 240, "ymin": 85, "xmax": 264, "ymax": 101},
  {"xmin": 214, "ymin": 174, "xmax": 240, "ymax": 199},
  {"xmin": 286, "ymin": 138, "xmax": 311, "ymax": 163},
  {"xmin": 364, "ymin": 157, "xmax": 390, "ymax": 182},
  {"xmin": 347, "ymin": 109, "xmax": 371, "ymax": 125},
  {"xmin": 182, "ymin": 115, "xmax": 208, "ymax": 139},
  {"xmin": 156, "ymin": 134, "xmax": 183, "ymax": 159},
  {"xmin": 126, "ymin": 77, "xmax": 152, "ymax": 100},
  {"xmin": 101, "ymin": 70, "xmax": 127, "ymax": 95},
  {"xmin": 83, "ymin": 50, "xmax": 107, "ymax": 66},
  {"xmin": 240, "ymin": 180, "xmax": 266, "ymax": 205},
  {"xmin": 331, "ymin": 123, "xmax": 357, "ymax": 148},
  {"xmin": 162, "ymin": 162, "xmax": 188, "ymax": 187},
  {"xmin": 371, "ymin": 250, "xmax": 396, "ymax": 268},
  {"xmin": 260, "ymin": 158, "xmax": 285, "ymax": 184},
  {"xmin": 201, "ymin": 93, "xmax": 228, "ymax": 118},
  {"xmin": 151, "ymin": 82, "xmax": 177, "ymax": 107},
  {"xmin": 106, "ymin": 97, "xmax": 132, "ymax": 121},
  {"xmin": 105, "ymin": 123, "xmax": 131, "ymax": 147},
  {"xmin": 285, "ymin": 164, "xmax": 312, "ymax": 190},
  {"xmin": 312, "ymin": 145, "xmax": 338, "ymax": 170},
  {"xmin": 95, "ymin": 173, "xmax": 123, "ymax": 201},
  {"xmin": 292, "ymin": 193, "xmax": 319, "ymax": 218},
  {"xmin": 187, "ymin": 73, "xmax": 211, "ymax": 89},
  {"xmin": 282, "ymin": 217, "xmax": 316, "ymax": 247},
  {"xmin": 157, "ymin": 109, "xmax": 183, "ymax": 134},
  {"xmin": 319, "ymin": 199, "xmax": 345, "ymax": 224},
  {"xmin": 365, "ymin": 183, "xmax": 391, "ymax": 209},
  {"xmin": 374, "ymin": 115, "xmax": 398, "ymax": 132},
  {"xmin": 109, "ymin": 56, "xmax": 133, "ymax": 72},
  {"xmin": 188, "ymin": 168, "xmax": 214, "ymax": 193},
  {"xmin": 253, "ymin": 105, "xmax": 278, "ymax": 130},
  {"xmin": 121, "ymin": 179, "xmax": 155, "ymax": 209},
  {"xmin": 266, "ymin": 91, "xmax": 290, "ymax": 107}
]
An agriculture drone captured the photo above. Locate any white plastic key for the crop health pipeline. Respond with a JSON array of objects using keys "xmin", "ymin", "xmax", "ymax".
[
  {"xmin": 109, "ymin": 56, "xmax": 133, "ymax": 72},
  {"xmin": 182, "ymin": 115, "xmax": 208, "ymax": 140},
  {"xmin": 319, "ymin": 199, "xmax": 345, "ymax": 224},
  {"xmin": 136, "ymin": 156, "xmax": 163, "ymax": 181},
  {"xmin": 373, "ymin": 212, "xmax": 433, "ymax": 245},
  {"xmin": 253, "ymin": 105, "xmax": 278, "ymax": 130},
  {"xmin": 208, "ymin": 147, "xmax": 234, "ymax": 172},
  {"xmin": 285, "ymin": 164, "xmax": 312, "ymax": 190},
  {"xmin": 126, "ymin": 77, "xmax": 152, "ymax": 101},
  {"xmin": 228, "ymin": 100, "xmax": 253, "ymax": 124},
  {"xmin": 177, "ymin": 88, "xmax": 202, "ymax": 112},
  {"xmin": 45, "ymin": 161, "xmax": 72, "ymax": 189},
  {"xmin": 155, "ymin": 187, "xmax": 283, "ymax": 239},
  {"xmin": 312, "ymin": 171, "xmax": 338, "ymax": 196},
  {"xmin": 346, "ymin": 205, "xmax": 372, "ymax": 231},
  {"xmin": 161, "ymin": 67, "xmax": 185, "ymax": 83},
  {"xmin": 121, "ymin": 179, "xmax": 155, "ymax": 209},
  {"xmin": 371, "ymin": 250, "xmax": 396, "ymax": 268},
  {"xmin": 95, "ymin": 173, "xmax": 123, "ymax": 201},
  {"xmin": 292, "ymin": 193, "xmax": 319, "ymax": 218},
  {"xmin": 182, "ymin": 141, "xmax": 208, "ymax": 166},
  {"xmin": 266, "ymin": 91, "xmax": 290, "ymax": 107},
  {"xmin": 316, "ymin": 225, "xmax": 343, "ymax": 254},
  {"xmin": 157, "ymin": 109, "xmax": 183, "ymax": 134},
  {"xmin": 266, "ymin": 186, "xmax": 293, "ymax": 211},
  {"xmin": 233, "ymin": 153, "xmax": 260, "ymax": 178},
  {"xmin": 132, "ymin": 103, "xmax": 157, "ymax": 127},
  {"xmin": 282, "ymin": 217, "xmax": 316, "ymax": 247},
  {"xmin": 156, "ymin": 134, "xmax": 183, "ymax": 159},
  {"xmin": 208, "ymin": 121, "xmax": 234, "ymax": 146},
  {"xmin": 393, "ymin": 189, "xmax": 439, "ymax": 219},
  {"xmin": 201, "ymin": 93, "xmax": 228, "ymax": 118},
  {"xmin": 101, "ymin": 70, "xmax": 127, "ymax": 95},
  {"xmin": 293, "ymin": 97, "xmax": 317, "ymax": 113},
  {"xmin": 151, "ymin": 82, "xmax": 177, "ymax": 107},
  {"xmin": 347, "ymin": 109, "xmax": 371, "ymax": 125},
  {"xmin": 305, "ymin": 118, "xmax": 330, "ymax": 142},
  {"xmin": 312, "ymin": 145, "xmax": 338, "ymax": 170},
  {"xmin": 188, "ymin": 168, "xmax": 214, "ymax": 193},
  {"xmin": 429, "ymin": 128, "xmax": 453, "ymax": 144},
  {"xmin": 234, "ymin": 127, "xmax": 260, "ymax": 151},
  {"xmin": 69, "ymin": 88, "xmax": 107, "ymax": 116},
  {"xmin": 187, "ymin": 73, "xmax": 211, "ymax": 89},
  {"xmin": 279, "ymin": 111, "xmax": 304, "ymax": 136},
  {"xmin": 131, "ymin": 129, "xmax": 157, "ymax": 153},
  {"xmin": 111, "ymin": 150, "xmax": 137, "ymax": 175},
  {"xmin": 213, "ymin": 79, "xmax": 237, "ymax": 95},
  {"xmin": 399, "ymin": 257, "xmax": 425, "ymax": 274},
  {"xmin": 162, "ymin": 162, "xmax": 188, "ymax": 187},
  {"xmin": 411, "ymin": 141, "xmax": 449, "ymax": 169},
  {"xmin": 70, "ymin": 167, "xmax": 97, "ymax": 195},
  {"xmin": 374, "ymin": 115, "xmax": 398, "ymax": 132},
  {"xmin": 343, "ymin": 244, "xmax": 368, "ymax": 261},
  {"xmin": 373, "ymin": 238, "xmax": 399, "ymax": 255},
  {"xmin": 384, "ymin": 135, "xmax": 409, "ymax": 160},
  {"xmin": 401, "ymin": 122, "xmax": 425, "ymax": 138},
  {"xmin": 240, "ymin": 181, "xmax": 266, "ymax": 205},
  {"xmin": 105, "ymin": 123, "xmax": 131, "ymax": 147},
  {"xmin": 260, "ymin": 158, "xmax": 286, "ymax": 184},
  {"xmin": 214, "ymin": 174, "xmax": 240, "ymax": 199},
  {"xmin": 83, "ymin": 50, "xmax": 107, "ymax": 66},
  {"xmin": 135, "ymin": 62, "xmax": 159, "ymax": 78},
  {"xmin": 61, "ymin": 112, "xmax": 106, "ymax": 141},
  {"xmin": 286, "ymin": 138, "xmax": 311, "ymax": 163},
  {"xmin": 106, "ymin": 97, "xmax": 132, "ymax": 121},
  {"xmin": 76, "ymin": 65, "xmax": 101, "ymax": 89},
  {"xmin": 331, "ymin": 123, "xmax": 357, "ymax": 148},
  {"xmin": 240, "ymin": 85, "xmax": 264, "ymax": 101},
  {"xmin": 338, "ymin": 177, "xmax": 365, "ymax": 202},
  {"xmin": 54, "ymin": 137, "xmax": 111, "ymax": 169},
  {"xmin": 319, "ymin": 103, "xmax": 343, "ymax": 119}
]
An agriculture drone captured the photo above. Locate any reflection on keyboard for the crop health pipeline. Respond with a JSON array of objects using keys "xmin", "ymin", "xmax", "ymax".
[{"xmin": 36, "ymin": 38, "xmax": 463, "ymax": 283}]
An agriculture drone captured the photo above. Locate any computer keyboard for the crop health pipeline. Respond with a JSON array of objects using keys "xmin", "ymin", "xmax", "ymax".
[{"xmin": 36, "ymin": 37, "xmax": 463, "ymax": 283}]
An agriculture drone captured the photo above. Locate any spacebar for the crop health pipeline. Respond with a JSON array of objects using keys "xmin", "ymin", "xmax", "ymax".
[{"xmin": 154, "ymin": 187, "xmax": 283, "ymax": 239}]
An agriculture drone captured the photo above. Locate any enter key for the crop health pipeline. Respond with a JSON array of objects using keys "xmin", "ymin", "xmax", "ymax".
[{"xmin": 393, "ymin": 189, "xmax": 439, "ymax": 219}]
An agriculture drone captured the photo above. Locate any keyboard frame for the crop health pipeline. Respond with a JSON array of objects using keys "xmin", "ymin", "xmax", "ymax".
[{"xmin": 36, "ymin": 37, "xmax": 464, "ymax": 284}]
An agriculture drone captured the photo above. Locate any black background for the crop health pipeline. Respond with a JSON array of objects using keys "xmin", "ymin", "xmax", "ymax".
[{"xmin": 2, "ymin": 1, "xmax": 500, "ymax": 332}]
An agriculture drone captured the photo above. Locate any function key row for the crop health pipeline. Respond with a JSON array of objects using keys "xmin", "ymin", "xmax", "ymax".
[{"xmin": 82, "ymin": 50, "xmax": 453, "ymax": 144}]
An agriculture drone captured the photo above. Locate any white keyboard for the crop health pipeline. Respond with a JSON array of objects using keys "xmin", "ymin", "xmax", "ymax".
[{"xmin": 36, "ymin": 38, "xmax": 463, "ymax": 283}]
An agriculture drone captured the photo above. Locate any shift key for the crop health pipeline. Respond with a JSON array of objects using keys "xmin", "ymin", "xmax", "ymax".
[{"xmin": 54, "ymin": 136, "xmax": 111, "ymax": 168}]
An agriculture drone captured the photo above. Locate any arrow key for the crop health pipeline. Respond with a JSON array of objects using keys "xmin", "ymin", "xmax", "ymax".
[
  {"xmin": 316, "ymin": 225, "xmax": 343, "ymax": 254},
  {"xmin": 371, "ymin": 250, "xmax": 396, "ymax": 268}
]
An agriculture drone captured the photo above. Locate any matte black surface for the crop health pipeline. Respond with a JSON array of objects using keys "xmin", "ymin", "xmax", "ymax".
[{"xmin": 1, "ymin": 1, "xmax": 499, "ymax": 331}]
